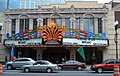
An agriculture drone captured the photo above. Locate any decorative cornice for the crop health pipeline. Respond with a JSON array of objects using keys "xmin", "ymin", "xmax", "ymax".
[{"xmin": 5, "ymin": 8, "xmax": 108, "ymax": 15}]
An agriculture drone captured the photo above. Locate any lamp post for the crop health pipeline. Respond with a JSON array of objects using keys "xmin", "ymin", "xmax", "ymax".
[{"xmin": 114, "ymin": 20, "xmax": 118, "ymax": 59}]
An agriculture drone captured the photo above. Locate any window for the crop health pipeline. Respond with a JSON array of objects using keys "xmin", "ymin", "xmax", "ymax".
[
  {"xmin": 115, "ymin": 11, "xmax": 120, "ymax": 28},
  {"xmin": 51, "ymin": 18, "xmax": 62, "ymax": 25},
  {"xmin": 51, "ymin": 14, "xmax": 62, "ymax": 25},
  {"xmin": 56, "ymin": 18, "xmax": 62, "ymax": 25},
  {"xmin": 33, "ymin": 19, "xmax": 37, "ymax": 30},
  {"xmin": 65, "ymin": 18, "xmax": 70, "ymax": 28},
  {"xmin": 98, "ymin": 18, "xmax": 102, "ymax": 33},
  {"xmin": 0, "ymin": 26, "xmax": 2, "ymax": 42},
  {"xmin": 12, "ymin": 19, "xmax": 16, "ymax": 34},
  {"xmin": 0, "ymin": 34, "xmax": 2, "ymax": 43},
  {"xmin": 116, "ymin": 60, "xmax": 120, "ymax": 63},
  {"xmin": 0, "ymin": 26, "xmax": 2, "ymax": 31},
  {"xmin": 105, "ymin": 60, "xmax": 114, "ymax": 64},
  {"xmin": 20, "ymin": 19, "xmax": 29, "ymax": 32},
  {"xmin": 66, "ymin": 60, "xmax": 74, "ymax": 64},
  {"xmin": 83, "ymin": 14, "xmax": 94, "ymax": 32},
  {"xmin": 40, "ymin": 61, "xmax": 47, "ymax": 65},
  {"xmin": 75, "ymin": 18, "xmax": 80, "ymax": 29},
  {"xmin": 25, "ymin": 19, "xmax": 29, "ymax": 30},
  {"xmin": 21, "ymin": 59, "xmax": 30, "ymax": 61},
  {"xmin": 43, "ymin": 18, "xmax": 48, "ymax": 25},
  {"xmin": 73, "ymin": 61, "xmax": 79, "ymax": 64}
]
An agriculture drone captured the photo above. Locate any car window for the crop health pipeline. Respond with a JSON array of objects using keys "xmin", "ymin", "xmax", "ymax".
[
  {"xmin": 116, "ymin": 60, "xmax": 120, "ymax": 63},
  {"xmin": 41, "ymin": 62, "xmax": 48, "ymax": 65},
  {"xmin": 14, "ymin": 59, "xmax": 20, "ymax": 61},
  {"xmin": 73, "ymin": 61, "xmax": 79, "ymax": 64},
  {"xmin": 65, "ymin": 61, "xmax": 74, "ymax": 64},
  {"xmin": 19, "ymin": 59, "xmax": 30, "ymax": 61},
  {"xmin": 105, "ymin": 60, "xmax": 114, "ymax": 64},
  {"xmin": 33, "ymin": 62, "xmax": 40, "ymax": 65}
]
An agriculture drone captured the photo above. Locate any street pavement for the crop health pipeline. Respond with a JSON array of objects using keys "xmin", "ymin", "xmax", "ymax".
[{"xmin": 0, "ymin": 65, "xmax": 115, "ymax": 76}]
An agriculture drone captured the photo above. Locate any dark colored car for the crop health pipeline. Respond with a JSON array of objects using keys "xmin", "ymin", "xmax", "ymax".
[
  {"xmin": 58, "ymin": 60, "xmax": 86, "ymax": 70},
  {"xmin": 91, "ymin": 59, "xmax": 120, "ymax": 73}
]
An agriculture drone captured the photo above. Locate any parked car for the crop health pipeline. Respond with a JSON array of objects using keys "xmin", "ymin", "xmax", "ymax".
[
  {"xmin": 21, "ymin": 60, "xmax": 59, "ymax": 73},
  {"xmin": 90, "ymin": 59, "xmax": 120, "ymax": 73},
  {"xmin": 58, "ymin": 60, "xmax": 86, "ymax": 70},
  {"xmin": 6, "ymin": 58, "xmax": 35, "ymax": 70}
]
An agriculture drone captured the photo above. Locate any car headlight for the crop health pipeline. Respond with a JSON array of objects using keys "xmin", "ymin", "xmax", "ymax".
[{"xmin": 92, "ymin": 65, "xmax": 96, "ymax": 68}]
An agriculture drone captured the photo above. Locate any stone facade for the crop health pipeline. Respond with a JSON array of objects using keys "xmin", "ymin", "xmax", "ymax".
[
  {"xmin": 0, "ymin": 12, "xmax": 8, "ymax": 62},
  {"xmin": 0, "ymin": 1, "xmax": 119, "ymax": 62}
]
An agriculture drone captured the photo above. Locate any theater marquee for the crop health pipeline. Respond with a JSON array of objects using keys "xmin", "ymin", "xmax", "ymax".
[{"xmin": 63, "ymin": 38, "xmax": 108, "ymax": 46}]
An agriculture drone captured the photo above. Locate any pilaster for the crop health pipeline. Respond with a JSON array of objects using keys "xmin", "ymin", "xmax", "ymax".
[
  {"xmin": 62, "ymin": 18, "xmax": 65, "ymax": 26},
  {"xmin": 6, "ymin": 19, "xmax": 12, "ymax": 35},
  {"xmin": 80, "ymin": 18, "xmax": 84, "ymax": 30},
  {"xmin": 29, "ymin": 18, "xmax": 33, "ymax": 30},
  {"xmin": 94, "ymin": 18, "xmax": 98, "ymax": 34},
  {"xmin": 16, "ymin": 18, "xmax": 20, "ymax": 33}
]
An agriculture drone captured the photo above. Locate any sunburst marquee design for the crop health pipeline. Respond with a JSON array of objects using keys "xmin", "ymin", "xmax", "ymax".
[{"xmin": 37, "ymin": 20, "xmax": 66, "ymax": 42}]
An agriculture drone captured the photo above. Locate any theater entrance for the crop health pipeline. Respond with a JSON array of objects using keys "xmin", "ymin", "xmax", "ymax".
[{"xmin": 43, "ymin": 47, "xmax": 70, "ymax": 64}]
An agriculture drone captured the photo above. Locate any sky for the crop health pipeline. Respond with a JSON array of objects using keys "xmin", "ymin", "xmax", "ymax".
[{"xmin": 83, "ymin": 0, "xmax": 112, "ymax": 3}]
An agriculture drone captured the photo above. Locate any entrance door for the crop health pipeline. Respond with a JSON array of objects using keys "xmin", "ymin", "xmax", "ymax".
[{"xmin": 43, "ymin": 47, "xmax": 70, "ymax": 64}]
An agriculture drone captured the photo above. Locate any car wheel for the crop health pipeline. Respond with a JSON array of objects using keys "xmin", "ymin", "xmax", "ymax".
[
  {"xmin": 97, "ymin": 68, "xmax": 103, "ymax": 73},
  {"xmin": 59, "ymin": 66, "xmax": 62, "ymax": 70},
  {"xmin": 7, "ymin": 65, "xmax": 13, "ymax": 70},
  {"xmin": 46, "ymin": 68, "xmax": 52, "ymax": 73},
  {"xmin": 77, "ymin": 67, "xmax": 82, "ymax": 71},
  {"xmin": 24, "ymin": 68, "xmax": 30, "ymax": 73}
]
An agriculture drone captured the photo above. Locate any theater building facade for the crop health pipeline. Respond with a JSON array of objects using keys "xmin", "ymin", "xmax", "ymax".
[{"xmin": 4, "ymin": 1, "xmax": 110, "ymax": 64}]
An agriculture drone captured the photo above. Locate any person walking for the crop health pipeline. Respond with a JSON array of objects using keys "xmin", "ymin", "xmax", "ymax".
[
  {"xmin": 13, "ymin": 56, "xmax": 16, "ymax": 61},
  {"xmin": 5, "ymin": 56, "xmax": 7, "ymax": 64}
]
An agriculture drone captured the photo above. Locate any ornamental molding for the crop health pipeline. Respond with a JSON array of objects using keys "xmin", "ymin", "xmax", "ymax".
[{"xmin": 5, "ymin": 8, "xmax": 108, "ymax": 15}]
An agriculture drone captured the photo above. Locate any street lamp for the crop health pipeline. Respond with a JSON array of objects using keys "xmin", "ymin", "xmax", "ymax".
[{"xmin": 114, "ymin": 20, "xmax": 118, "ymax": 59}]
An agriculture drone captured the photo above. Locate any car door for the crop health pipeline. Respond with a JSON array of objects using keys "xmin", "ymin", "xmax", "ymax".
[
  {"xmin": 12, "ymin": 59, "xmax": 21, "ymax": 68},
  {"xmin": 20, "ymin": 59, "xmax": 31, "ymax": 66},
  {"xmin": 114, "ymin": 59, "xmax": 120, "ymax": 68},
  {"xmin": 64, "ymin": 61, "xmax": 74, "ymax": 69},
  {"xmin": 39, "ymin": 61, "xmax": 48, "ymax": 71},
  {"xmin": 103, "ymin": 60, "xmax": 115, "ymax": 71},
  {"xmin": 31, "ymin": 62, "xmax": 41, "ymax": 71}
]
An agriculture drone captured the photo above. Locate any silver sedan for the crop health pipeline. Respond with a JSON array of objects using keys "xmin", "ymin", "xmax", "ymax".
[{"xmin": 21, "ymin": 60, "xmax": 59, "ymax": 73}]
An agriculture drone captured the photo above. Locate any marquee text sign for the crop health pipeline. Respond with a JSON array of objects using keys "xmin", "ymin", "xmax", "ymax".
[
  {"xmin": 63, "ymin": 38, "xmax": 108, "ymax": 46},
  {"xmin": 4, "ymin": 38, "xmax": 108, "ymax": 46},
  {"xmin": 5, "ymin": 38, "xmax": 42, "ymax": 46}
]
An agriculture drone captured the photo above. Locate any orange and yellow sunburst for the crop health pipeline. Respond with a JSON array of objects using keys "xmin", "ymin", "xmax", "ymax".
[{"xmin": 37, "ymin": 20, "xmax": 66, "ymax": 42}]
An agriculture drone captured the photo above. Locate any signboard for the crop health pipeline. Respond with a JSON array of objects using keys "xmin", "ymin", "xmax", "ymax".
[
  {"xmin": 5, "ymin": 38, "xmax": 42, "ymax": 46},
  {"xmin": 63, "ymin": 38, "xmax": 108, "ymax": 46},
  {"xmin": 4, "ymin": 38, "xmax": 109, "ymax": 47}
]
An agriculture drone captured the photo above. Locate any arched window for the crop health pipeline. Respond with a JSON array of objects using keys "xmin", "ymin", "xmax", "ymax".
[
  {"xmin": 19, "ymin": 15, "xmax": 29, "ymax": 32},
  {"xmin": 83, "ymin": 14, "xmax": 94, "ymax": 32},
  {"xmin": 51, "ymin": 14, "xmax": 62, "ymax": 25}
]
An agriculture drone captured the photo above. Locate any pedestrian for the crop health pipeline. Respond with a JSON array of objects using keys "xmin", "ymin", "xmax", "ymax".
[
  {"xmin": 5, "ymin": 56, "xmax": 7, "ymax": 64},
  {"xmin": 13, "ymin": 56, "xmax": 17, "ymax": 61},
  {"xmin": 64, "ymin": 56, "xmax": 67, "ymax": 62},
  {"xmin": 61, "ymin": 58, "xmax": 65, "ymax": 64}
]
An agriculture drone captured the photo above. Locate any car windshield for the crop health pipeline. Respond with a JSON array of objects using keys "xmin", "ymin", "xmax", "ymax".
[
  {"xmin": 65, "ymin": 60, "xmax": 80, "ymax": 64},
  {"xmin": 34, "ymin": 61, "xmax": 52, "ymax": 65},
  {"xmin": 103, "ymin": 59, "xmax": 115, "ymax": 64}
]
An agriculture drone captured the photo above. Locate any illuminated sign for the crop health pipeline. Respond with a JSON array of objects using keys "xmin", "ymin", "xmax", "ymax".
[
  {"xmin": 5, "ymin": 38, "xmax": 42, "ymax": 46},
  {"xmin": 63, "ymin": 38, "xmax": 108, "ymax": 46},
  {"xmin": 4, "ymin": 38, "xmax": 108, "ymax": 47}
]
